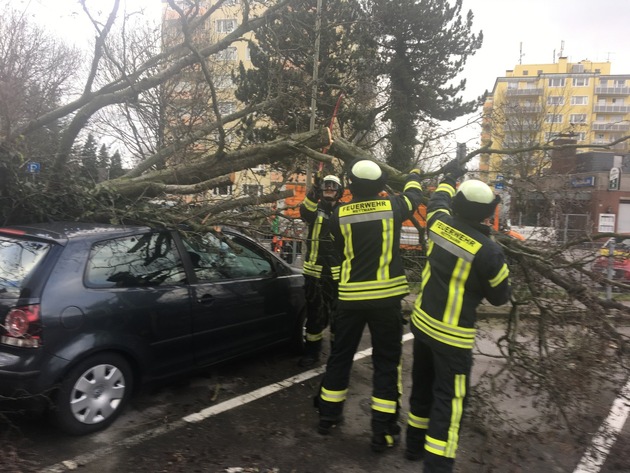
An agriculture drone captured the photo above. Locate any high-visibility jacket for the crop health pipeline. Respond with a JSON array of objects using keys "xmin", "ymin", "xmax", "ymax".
[
  {"xmin": 300, "ymin": 188, "xmax": 341, "ymax": 280},
  {"xmin": 329, "ymin": 174, "xmax": 424, "ymax": 309},
  {"xmin": 411, "ymin": 178, "xmax": 510, "ymax": 350}
]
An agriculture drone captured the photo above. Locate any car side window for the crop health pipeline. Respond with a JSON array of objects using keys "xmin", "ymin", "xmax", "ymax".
[
  {"xmin": 183, "ymin": 232, "xmax": 272, "ymax": 281},
  {"xmin": 86, "ymin": 232, "xmax": 186, "ymax": 288}
]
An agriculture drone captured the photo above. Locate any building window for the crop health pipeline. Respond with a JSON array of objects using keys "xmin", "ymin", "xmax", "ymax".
[
  {"xmin": 544, "ymin": 132, "xmax": 562, "ymax": 141},
  {"xmin": 537, "ymin": 70, "xmax": 543, "ymax": 75},
  {"xmin": 573, "ymin": 77, "xmax": 589, "ymax": 87},
  {"xmin": 548, "ymin": 78, "xmax": 565, "ymax": 87},
  {"xmin": 243, "ymin": 184, "xmax": 263, "ymax": 196},
  {"xmin": 213, "ymin": 184, "xmax": 233, "ymax": 196},
  {"xmin": 570, "ymin": 114, "xmax": 587, "ymax": 124},
  {"xmin": 522, "ymin": 70, "xmax": 528, "ymax": 75},
  {"xmin": 222, "ymin": 0, "xmax": 239, "ymax": 5},
  {"xmin": 614, "ymin": 79, "xmax": 626, "ymax": 87},
  {"xmin": 545, "ymin": 114, "xmax": 563, "ymax": 124},
  {"xmin": 215, "ymin": 47, "xmax": 237, "ymax": 61},
  {"xmin": 214, "ymin": 74, "xmax": 233, "ymax": 88},
  {"xmin": 218, "ymin": 101, "xmax": 236, "ymax": 115},
  {"xmin": 547, "ymin": 96, "xmax": 564, "ymax": 105},
  {"xmin": 575, "ymin": 132, "xmax": 586, "ymax": 141},
  {"xmin": 215, "ymin": 19, "xmax": 237, "ymax": 34},
  {"xmin": 571, "ymin": 96, "xmax": 588, "ymax": 105}
]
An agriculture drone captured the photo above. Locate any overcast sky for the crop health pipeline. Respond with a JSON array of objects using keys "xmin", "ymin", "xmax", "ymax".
[{"xmin": 11, "ymin": 0, "xmax": 630, "ymax": 146}]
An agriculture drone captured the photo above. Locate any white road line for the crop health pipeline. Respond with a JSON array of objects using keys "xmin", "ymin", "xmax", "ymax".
[
  {"xmin": 573, "ymin": 377, "xmax": 630, "ymax": 473},
  {"xmin": 40, "ymin": 332, "xmax": 414, "ymax": 473}
]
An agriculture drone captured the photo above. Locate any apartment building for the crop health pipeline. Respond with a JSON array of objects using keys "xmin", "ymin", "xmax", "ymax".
[
  {"xmin": 480, "ymin": 58, "xmax": 630, "ymax": 182},
  {"xmin": 161, "ymin": 0, "xmax": 292, "ymax": 208}
]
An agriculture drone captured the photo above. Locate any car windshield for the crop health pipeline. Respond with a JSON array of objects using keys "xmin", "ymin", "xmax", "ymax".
[{"xmin": 0, "ymin": 236, "xmax": 51, "ymax": 297}]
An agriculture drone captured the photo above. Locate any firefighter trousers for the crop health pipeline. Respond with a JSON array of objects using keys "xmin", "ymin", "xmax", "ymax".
[
  {"xmin": 318, "ymin": 305, "xmax": 403, "ymax": 435},
  {"xmin": 407, "ymin": 326, "xmax": 472, "ymax": 473},
  {"xmin": 303, "ymin": 275, "xmax": 338, "ymax": 356}
]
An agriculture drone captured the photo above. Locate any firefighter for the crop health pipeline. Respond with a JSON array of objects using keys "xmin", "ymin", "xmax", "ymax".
[
  {"xmin": 298, "ymin": 174, "xmax": 344, "ymax": 367},
  {"xmin": 316, "ymin": 159, "xmax": 424, "ymax": 453},
  {"xmin": 405, "ymin": 170, "xmax": 511, "ymax": 472}
]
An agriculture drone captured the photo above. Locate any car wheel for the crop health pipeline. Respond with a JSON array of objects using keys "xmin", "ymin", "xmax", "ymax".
[{"xmin": 51, "ymin": 353, "xmax": 133, "ymax": 435}]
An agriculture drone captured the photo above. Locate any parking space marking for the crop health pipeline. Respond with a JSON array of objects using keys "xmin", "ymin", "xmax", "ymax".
[
  {"xmin": 40, "ymin": 332, "xmax": 414, "ymax": 472},
  {"xmin": 573, "ymin": 377, "xmax": 630, "ymax": 473}
]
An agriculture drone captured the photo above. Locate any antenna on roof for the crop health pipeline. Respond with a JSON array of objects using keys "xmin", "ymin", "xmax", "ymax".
[
  {"xmin": 559, "ymin": 40, "xmax": 565, "ymax": 58},
  {"xmin": 519, "ymin": 42, "xmax": 525, "ymax": 65}
]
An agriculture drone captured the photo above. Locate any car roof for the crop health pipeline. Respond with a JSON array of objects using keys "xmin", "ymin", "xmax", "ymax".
[{"xmin": 0, "ymin": 222, "xmax": 152, "ymax": 244}]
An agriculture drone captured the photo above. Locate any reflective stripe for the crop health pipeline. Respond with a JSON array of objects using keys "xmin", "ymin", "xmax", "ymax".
[
  {"xmin": 303, "ymin": 261, "xmax": 323, "ymax": 278},
  {"xmin": 338, "ymin": 284, "xmax": 409, "ymax": 301},
  {"xmin": 307, "ymin": 215, "xmax": 324, "ymax": 264},
  {"xmin": 407, "ymin": 412, "xmax": 429, "ymax": 430},
  {"xmin": 489, "ymin": 263, "xmax": 509, "ymax": 287},
  {"xmin": 425, "ymin": 435, "xmax": 447, "ymax": 456},
  {"xmin": 305, "ymin": 331, "xmax": 324, "ymax": 342},
  {"xmin": 340, "ymin": 223, "xmax": 354, "ymax": 284},
  {"xmin": 378, "ymin": 218, "xmax": 393, "ymax": 281},
  {"xmin": 404, "ymin": 180, "xmax": 423, "ymax": 193},
  {"xmin": 426, "ymin": 182, "xmax": 455, "ymax": 221},
  {"xmin": 340, "ymin": 210, "xmax": 394, "ymax": 224},
  {"xmin": 411, "ymin": 308, "xmax": 476, "ymax": 350},
  {"xmin": 331, "ymin": 266, "xmax": 340, "ymax": 281},
  {"xmin": 339, "ymin": 200, "xmax": 392, "ymax": 217},
  {"xmin": 443, "ymin": 258, "xmax": 471, "ymax": 326},
  {"xmin": 430, "ymin": 220, "xmax": 482, "ymax": 261},
  {"xmin": 340, "ymin": 275, "xmax": 408, "ymax": 291},
  {"xmin": 445, "ymin": 374, "xmax": 466, "ymax": 458},
  {"xmin": 436, "ymin": 182, "xmax": 455, "ymax": 196},
  {"xmin": 320, "ymin": 387, "xmax": 347, "ymax": 403},
  {"xmin": 303, "ymin": 196, "xmax": 317, "ymax": 212},
  {"xmin": 371, "ymin": 396, "xmax": 397, "ymax": 414},
  {"xmin": 338, "ymin": 276, "xmax": 409, "ymax": 301},
  {"xmin": 427, "ymin": 208, "xmax": 450, "ymax": 221}
]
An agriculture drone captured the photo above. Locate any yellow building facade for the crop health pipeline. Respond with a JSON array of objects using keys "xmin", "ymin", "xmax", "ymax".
[
  {"xmin": 481, "ymin": 58, "xmax": 630, "ymax": 182},
  {"xmin": 161, "ymin": 0, "xmax": 275, "ymax": 203}
]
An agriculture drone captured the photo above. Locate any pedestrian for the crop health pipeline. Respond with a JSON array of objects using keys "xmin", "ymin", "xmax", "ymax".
[
  {"xmin": 298, "ymin": 174, "xmax": 344, "ymax": 367},
  {"xmin": 405, "ymin": 169, "xmax": 511, "ymax": 472},
  {"xmin": 315, "ymin": 159, "xmax": 424, "ymax": 453}
]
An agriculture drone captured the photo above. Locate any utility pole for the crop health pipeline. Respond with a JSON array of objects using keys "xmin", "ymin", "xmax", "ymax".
[{"xmin": 306, "ymin": 0, "xmax": 323, "ymax": 188}]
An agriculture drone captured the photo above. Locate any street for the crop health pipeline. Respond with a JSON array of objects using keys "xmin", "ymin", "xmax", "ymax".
[{"xmin": 3, "ymin": 318, "xmax": 629, "ymax": 473}]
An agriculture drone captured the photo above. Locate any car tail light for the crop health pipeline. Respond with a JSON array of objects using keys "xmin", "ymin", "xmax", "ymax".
[{"xmin": 1, "ymin": 304, "xmax": 42, "ymax": 348}]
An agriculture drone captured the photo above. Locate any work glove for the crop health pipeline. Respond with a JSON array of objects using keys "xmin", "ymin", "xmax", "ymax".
[{"xmin": 442, "ymin": 160, "xmax": 467, "ymax": 179}]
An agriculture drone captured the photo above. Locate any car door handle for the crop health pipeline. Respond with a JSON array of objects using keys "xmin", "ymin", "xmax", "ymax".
[{"xmin": 197, "ymin": 294, "xmax": 215, "ymax": 305}]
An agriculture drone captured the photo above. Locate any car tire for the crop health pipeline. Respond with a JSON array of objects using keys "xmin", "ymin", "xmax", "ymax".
[{"xmin": 50, "ymin": 353, "xmax": 133, "ymax": 435}]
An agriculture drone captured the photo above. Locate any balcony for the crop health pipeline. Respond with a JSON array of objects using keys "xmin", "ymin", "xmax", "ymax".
[
  {"xmin": 592, "ymin": 105, "xmax": 630, "ymax": 113},
  {"xmin": 592, "ymin": 140, "xmax": 629, "ymax": 151},
  {"xmin": 591, "ymin": 123, "xmax": 630, "ymax": 131},
  {"xmin": 505, "ymin": 104, "xmax": 542, "ymax": 114},
  {"xmin": 595, "ymin": 86, "xmax": 630, "ymax": 96},
  {"xmin": 506, "ymin": 88, "xmax": 543, "ymax": 97}
]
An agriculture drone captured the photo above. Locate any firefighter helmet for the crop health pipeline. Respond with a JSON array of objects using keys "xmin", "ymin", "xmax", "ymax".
[
  {"xmin": 452, "ymin": 179, "xmax": 501, "ymax": 222},
  {"xmin": 321, "ymin": 175, "xmax": 343, "ymax": 202},
  {"xmin": 347, "ymin": 159, "xmax": 387, "ymax": 197}
]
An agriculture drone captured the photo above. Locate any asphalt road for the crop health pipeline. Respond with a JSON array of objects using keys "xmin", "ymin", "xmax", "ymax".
[{"xmin": 4, "ymin": 318, "xmax": 630, "ymax": 473}]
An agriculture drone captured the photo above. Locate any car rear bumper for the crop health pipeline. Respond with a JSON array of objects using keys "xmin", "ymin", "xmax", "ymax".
[{"xmin": 0, "ymin": 350, "xmax": 43, "ymax": 396}]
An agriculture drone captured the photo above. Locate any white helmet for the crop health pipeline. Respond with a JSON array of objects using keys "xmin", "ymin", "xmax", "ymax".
[
  {"xmin": 452, "ymin": 179, "xmax": 500, "ymax": 221},
  {"xmin": 347, "ymin": 159, "xmax": 386, "ymax": 197}
]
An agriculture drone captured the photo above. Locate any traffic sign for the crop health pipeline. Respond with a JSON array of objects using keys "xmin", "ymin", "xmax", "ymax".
[{"xmin": 27, "ymin": 162, "xmax": 41, "ymax": 174}]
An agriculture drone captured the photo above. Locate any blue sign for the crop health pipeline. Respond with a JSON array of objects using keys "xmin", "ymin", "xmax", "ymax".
[
  {"xmin": 27, "ymin": 162, "xmax": 41, "ymax": 174},
  {"xmin": 495, "ymin": 182, "xmax": 504, "ymax": 190},
  {"xmin": 570, "ymin": 176, "xmax": 595, "ymax": 188}
]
